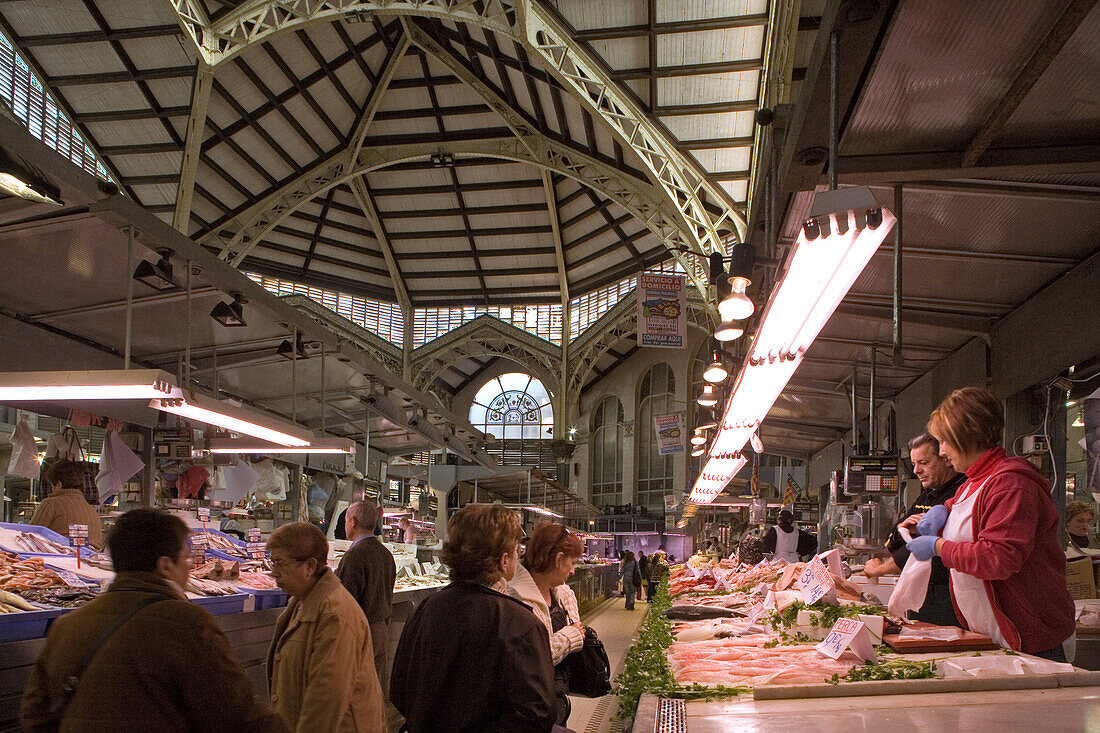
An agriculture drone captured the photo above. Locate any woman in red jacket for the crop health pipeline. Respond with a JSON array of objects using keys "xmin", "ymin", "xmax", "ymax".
[{"xmin": 904, "ymin": 387, "xmax": 1075, "ymax": 660}]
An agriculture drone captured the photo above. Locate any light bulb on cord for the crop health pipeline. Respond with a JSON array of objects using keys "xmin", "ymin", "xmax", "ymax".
[
  {"xmin": 691, "ymin": 445, "xmax": 705, "ymax": 457},
  {"xmin": 691, "ymin": 432, "xmax": 707, "ymax": 446},
  {"xmin": 714, "ymin": 320, "xmax": 744, "ymax": 341},
  {"xmin": 718, "ymin": 276, "xmax": 754, "ymax": 321},
  {"xmin": 697, "ymin": 384, "xmax": 718, "ymax": 407},
  {"xmin": 703, "ymin": 353, "xmax": 728, "ymax": 384}
]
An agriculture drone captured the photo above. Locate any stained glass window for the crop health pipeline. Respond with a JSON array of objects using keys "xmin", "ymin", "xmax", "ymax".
[{"xmin": 468, "ymin": 373, "xmax": 554, "ymax": 440}]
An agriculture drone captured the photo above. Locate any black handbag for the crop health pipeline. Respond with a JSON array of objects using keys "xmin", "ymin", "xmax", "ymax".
[{"xmin": 564, "ymin": 626, "xmax": 612, "ymax": 698}]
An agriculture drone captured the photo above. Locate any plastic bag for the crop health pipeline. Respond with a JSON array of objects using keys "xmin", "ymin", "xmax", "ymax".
[
  {"xmin": 888, "ymin": 527, "xmax": 932, "ymax": 617},
  {"xmin": 7, "ymin": 416, "xmax": 42, "ymax": 478},
  {"xmin": 95, "ymin": 430, "xmax": 144, "ymax": 501},
  {"xmin": 253, "ymin": 459, "xmax": 288, "ymax": 501}
]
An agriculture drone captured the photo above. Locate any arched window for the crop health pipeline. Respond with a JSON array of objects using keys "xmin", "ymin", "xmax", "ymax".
[
  {"xmin": 637, "ymin": 363, "xmax": 675, "ymax": 509},
  {"xmin": 590, "ymin": 396, "xmax": 624, "ymax": 506},
  {"xmin": 469, "ymin": 373, "xmax": 554, "ymax": 468}
]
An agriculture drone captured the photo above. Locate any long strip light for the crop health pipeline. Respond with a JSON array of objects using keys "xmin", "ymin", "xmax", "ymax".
[
  {"xmin": 0, "ymin": 369, "xmax": 176, "ymax": 401},
  {"xmin": 689, "ymin": 187, "xmax": 895, "ymax": 504},
  {"xmin": 151, "ymin": 390, "xmax": 313, "ymax": 447},
  {"xmin": 205, "ymin": 437, "xmax": 355, "ymax": 454}
]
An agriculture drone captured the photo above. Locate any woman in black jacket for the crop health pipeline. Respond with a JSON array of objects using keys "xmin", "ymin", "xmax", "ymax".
[{"xmin": 391, "ymin": 505, "xmax": 556, "ymax": 733}]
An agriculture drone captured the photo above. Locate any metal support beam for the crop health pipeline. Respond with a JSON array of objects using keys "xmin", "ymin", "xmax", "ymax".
[
  {"xmin": 172, "ymin": 60, "xmax": 214, "ymax": 233},
  {"xmin": 961, "ymin": 0, "xmax": 1098, "ymax": 167},
  {"xmin": 349, "ymin": 176, "xmax": 412, "ymax": 315},
  {"xmin": 893, "ymin": 184, "xmax": 903, "ymax": 366}
]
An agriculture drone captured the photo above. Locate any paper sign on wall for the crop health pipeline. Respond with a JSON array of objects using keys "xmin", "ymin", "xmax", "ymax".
[
  {"xmin": 816, "ymin": 618, "xmax": 877, "ymax": 662},
  {"xmin": 798, "ymin": 555, "xmax": 836, "ymax": 604},
  {"xmin": 637, "ymin": 273, "xmax": 687, "ymax": 348},
  {"xmin": 655, "ymin": 412, "xmax": 684, "ymax": 455}
]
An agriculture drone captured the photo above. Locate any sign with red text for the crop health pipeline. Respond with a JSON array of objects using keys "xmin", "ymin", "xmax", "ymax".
[
  {"xmin": 247, "ymin": 527, "xmax": 262, "ymax": 542},
  {"xmin": 196, "ymin": 506, "xmax": 210, "ymax": 522},
  {"xmin": 798, "ymin": 555, "xmax": 836, "ymax": 605},
  {"xmin": 637, "ymin": 273, "xmax": 686, "ymax": 348},
  {"xmin": 68, "ymin": 524, "xmax": 88, "ymax": 547},
  {"xmin": 816, "ymin": 618, "xmax": 877, "ymax": 662},
  {"xmin": 246, "ymin": 542, "xmax": 266, "ymax": 560},
  {"xmin": 190, "ymin": 533, "xmax": 207, "ymax": 561}
]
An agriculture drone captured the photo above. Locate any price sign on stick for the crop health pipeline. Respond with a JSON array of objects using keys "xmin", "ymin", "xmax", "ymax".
[
  {"xmin": 247, "ymin": 527, "xmax": 261, "ymax": 542},
  {"xmin": 816, "ymin": 618, "xmax": 877, "ymax": 662},
  {"xmin": 69, "ymin": 524, "xmax": 89, "ymax": 569},
  {"xmin": 798, "ymin": 555, "xmax": 836, "ymax": 605},
  {"xmin": 196, "ymin": 506, "xmax": 210, "ymax": 522},
  {"xmin": 247, "ymin": 542, "xmax": 266, "ymax": 560},
  {"xmin": 191, "ymin": 533, "xmax": 208, "ymax": 562}
]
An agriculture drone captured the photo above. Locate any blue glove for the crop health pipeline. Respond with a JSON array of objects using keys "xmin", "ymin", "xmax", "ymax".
[
  {"xmin": 906, "ymin": 535, "xmax": 939, "ymax": 561},
  {"xmin": 916, "ymin": 504, "xmax": 949, "ymax": 537}
]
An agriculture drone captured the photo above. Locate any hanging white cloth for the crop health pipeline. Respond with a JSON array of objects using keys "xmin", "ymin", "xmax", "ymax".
[
  {"xmin": 45, "ymin": 427, "xmax": 82, "ymax": 461},
  {"xmin": 95, "ymin": 430, "xmax": 145, "ymax": 501},
  {"xmin": 941, "ymin": 477, "xmax": 1007, "ymax": 647},
  {"xmin": 210, "ymin": 460, "xmax": 260, "ymax": 505},
  {"xmin": 7, "ymin": 416, "xmax": 41, "ymax": 479}
]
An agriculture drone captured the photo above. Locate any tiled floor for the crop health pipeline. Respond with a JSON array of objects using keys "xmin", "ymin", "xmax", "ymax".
[{"xmin": 566, "ymin": 596, "xmax": 649, "ymax": 733}]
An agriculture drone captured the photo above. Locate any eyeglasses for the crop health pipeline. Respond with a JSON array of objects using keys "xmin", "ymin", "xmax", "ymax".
[{"xmin": 270, "ymin": 558, "xmax": 308, "ymax": 571}]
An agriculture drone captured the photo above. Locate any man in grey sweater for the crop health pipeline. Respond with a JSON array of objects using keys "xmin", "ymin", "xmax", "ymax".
[{"xmin": 336, "ymin": 499, "xmax": 397, "ymax": 690}]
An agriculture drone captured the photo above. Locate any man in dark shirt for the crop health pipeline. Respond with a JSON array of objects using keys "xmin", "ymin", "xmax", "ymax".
[
  {"xmin": 865, "ymin": 433, "xmax": 965, "ymax": 625},
  {"xmin": 336, "ymin": 499, "xmax": 396, "ymax": 689}
]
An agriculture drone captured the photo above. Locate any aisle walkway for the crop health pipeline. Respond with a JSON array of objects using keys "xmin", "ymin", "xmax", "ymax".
[{"xmin": 566, "ymin": 596, "xmax": 648, "ymax": 733}]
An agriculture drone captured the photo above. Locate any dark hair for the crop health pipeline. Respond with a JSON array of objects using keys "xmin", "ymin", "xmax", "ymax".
[
  {"xmin": 907, "ymin": 432, "xmax": 941, "ymax": 454},
  {"xmin": 523, "ymin": 521, "xmax": 584, "ymax": 574},
  {"xmin": 928, "ymin": 387, "xmax": 1004, "ymax": 454},
  {"xmin": 269, "ymin": 522, "xmax": 328, "ymax": 577},
  {"xmin": 441, "ymin": 504, "xmax": 522, "ymax": 585},
  {"xmin": 347, "ymin": 499, "xmax": 378, "ymax": 533},
  {"xmin": 621, "ymin": 550, "xmax": 635, "ymax": 562},
  {"xmin": 45, "ymin": 459, "xmax": 86, "ymax": 490},
  {"xmin": 778, "ymin": 509, "xmax": 794, "ymax": 522},
  {"xmin": 108, "ymin": 509, "xmax": 189, "ymax": 573}
]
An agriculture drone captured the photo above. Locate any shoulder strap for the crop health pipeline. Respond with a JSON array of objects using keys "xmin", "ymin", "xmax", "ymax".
[{"xmin": 48, "ymin": 593, "xmax": 175, "ymax": 717}]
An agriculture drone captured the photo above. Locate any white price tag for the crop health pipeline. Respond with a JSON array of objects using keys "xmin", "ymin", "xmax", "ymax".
[
  {"xmin": 54, "ymin": 569, "xmax": 95, "ymax": 588},
  {"xmin": 798, "ymin": 556, "xmax": 836, "ymax": 605},
  {"xmin": 246, "ymin": 541, "xmax": 266, "ymax": 559},
  {"xmin": 816, "ymin": 617, "xmax": 877, "ymax": 662},
  {"xmin": 196, "ymin": 507, "xmax": 211, "ymax": 522},
  {"xmin": 247, "ymin": 527, "xmax": 262, "ymax": 542},
  {"xmin": 816, "ymin": 548, "xmax": 845, "ymax": 577}
]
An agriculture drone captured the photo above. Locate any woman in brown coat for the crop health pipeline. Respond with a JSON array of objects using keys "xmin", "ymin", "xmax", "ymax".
[{"xmin": 267, "ymin": 522, "xmax": 385, "ymax": 733}]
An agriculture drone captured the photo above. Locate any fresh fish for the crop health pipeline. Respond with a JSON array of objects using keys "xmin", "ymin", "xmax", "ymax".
[{"xmin": 666, "ymin": 604, "xmax": 745, "ymax": 620}]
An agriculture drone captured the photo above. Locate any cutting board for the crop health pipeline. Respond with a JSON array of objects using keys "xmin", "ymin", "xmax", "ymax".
[{"xmin": 884, "ymin": 621, "xmax": 1001, "ymax": 653}]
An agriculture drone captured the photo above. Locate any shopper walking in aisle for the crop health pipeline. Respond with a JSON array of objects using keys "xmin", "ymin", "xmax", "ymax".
[
  {"xmin": 391, "ymin": 504, "xmax": 556, "ymax": 733},
  {"xmin": 905, "ymin": 387, "xmax": 1075, "ymax": 660},
  {"xmin": 336, "ymin": 499, "xmax": 397, "ymax": 690},
  {"xmin": 268, "ymin": 522, "xmax": 385, "ymax": 733},
  {"xmin": 864, "ymin": 433, "xmax": 964, "ymax": 626},
  {"xmin": 637, "ymin": 549, "xmax": 648, "ymax": 602},
  {"xmin": 29, "ymin": 459, "xmax": 103, "ymax": 548},
  {"xmin": 646, "ymin": 549, "xmax": 669, "ymax": 602},
  {"xmin": 20, "ymin": 509, "xmax": 286, "ymax": 733},
  {"xmin": 507, "ymin": 522, "xmax": 586, "ymax": 727},
  {"xmin": 618, "ymin": 550, "xmax": 640, "ymax": 610}
]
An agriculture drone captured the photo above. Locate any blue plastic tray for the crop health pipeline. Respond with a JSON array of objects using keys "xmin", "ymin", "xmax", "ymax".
[
  {"xmin": 0, "ymin": 607, "xmax": 66, "ymax": 642},
  {"xmin": 0, "ymin": 522, "xmax": 95, "ymax": 557},
  {"xmin": 191, "ymin": 527, "xmax": 246, "ymax": 547},
  {"xmin": 190, "ymin": 593, "xmax": 248, "ymax": 616},
  {"xmin": 242, "ymin": 587, "xmax": 288, "ymax": 609}
]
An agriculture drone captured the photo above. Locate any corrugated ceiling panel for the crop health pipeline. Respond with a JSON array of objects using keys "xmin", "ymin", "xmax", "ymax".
[
  {"xmin": 657, "ymin": 69, "xmax": 758, "ymax": 105},
  {"xmin": 844, "ymin": 0, "xmax": 1068, "ymax": 155},
  {"xmin": 658, "ymin": 0, "xmax": 767, "ymax": 23},
  {"xmin": 0, "ymin": 1, "xmax": 98, "ymax": 36},
  {"xmin": 552, "ymin": 0, "xmax": 646, "ymax": 29},
  {"xmin": 660, "ymin": 110, "xmax": 755, "ymax": 139},
  {"xmin": 657, "ymin": 26, "xmax": 765, "ymax": 66},
  {"xmin": 587, "ymin": 38, "xmax": 647, "ymax": 70}
]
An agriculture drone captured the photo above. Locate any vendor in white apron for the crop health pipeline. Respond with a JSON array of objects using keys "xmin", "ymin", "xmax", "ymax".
[
  {"xmin": 762, "ymin": 510, "xmax": 817, "ymax": 562},
  {"xmin": 903, "ymin": 387, "xmax": 1075, "ymax": 661}
]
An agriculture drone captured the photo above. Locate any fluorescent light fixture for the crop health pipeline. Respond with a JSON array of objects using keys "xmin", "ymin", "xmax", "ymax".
[
  {"xmin": 407, "ymin": 411, "xmax": 446, "ymax": 447},
  {"xmin": 0, "ymin": 149, "xmax": 62, "ymax": 205},
  {"xmin": 210, "ymin": 293, "xmax": 247, "ymax": 327},
  {"xmin": 689, "ymin": 186, "xmax": 894, "ymax": 505},
  {"xmin": 206, "ymin": 437, "xmax": 354, "ymax": 454},
  {"xmin": 364, "ymin": 390, "xmax": 408, "ymax": 427},
  {"xmin": 132, "ymin": 251, "xmax": 176, "ymax": 291},
  {"xmin": 714, "ymin": 320, "xmax": 744, "ymax": 342},
  {"xmin": 0, "ymin": 369, "xmax": 176, "ymax": 401},
  {"xmin": 151, "ymin": 390, "xmax": 313, "ymax": 446},
  {"xmin": 697, "ymin": 384, "xmax": 718, "ymax": 407},
  {"xmin": 703, "ymin": 355, "xmax": 729, "ymax": 384},
  {"xmin": 524, "ymin": 505, "xmax": 564, "ymax": 518}
]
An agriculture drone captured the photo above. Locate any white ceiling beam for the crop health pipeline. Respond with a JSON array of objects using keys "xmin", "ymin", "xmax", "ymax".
[
  {"xmin": 172, "ymin": 60, "xmax": 213, "ymax": 233},
  {"xmin": 348, "ymin": 176, "xmax": 412, "ymax": 315}
]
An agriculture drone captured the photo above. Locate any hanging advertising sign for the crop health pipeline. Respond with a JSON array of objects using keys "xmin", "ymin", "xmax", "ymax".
[
  {"xmin": 637, "ymin": 273, "xmax": 687, "ymax": 348},
  {"xmin": 655, "ymin": 413, "xmax": 684, "ymax": 455}
]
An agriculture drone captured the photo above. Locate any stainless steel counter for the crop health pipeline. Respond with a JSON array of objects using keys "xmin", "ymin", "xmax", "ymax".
[{"xmin": 569, "ymin": 563, "xmax": 619, "ymax": 612}]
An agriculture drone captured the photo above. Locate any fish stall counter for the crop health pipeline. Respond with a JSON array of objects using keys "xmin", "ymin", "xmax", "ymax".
[
  {"xmin": 627, "ymin": 557, "xmax": 1100, "ymax": 733},
  {"xmin": 569, "ymin": 562, "xmax": 620, "ymax": 612}
]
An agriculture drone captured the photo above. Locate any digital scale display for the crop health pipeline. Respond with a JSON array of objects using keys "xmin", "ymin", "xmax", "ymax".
[{"xmin": 845, "ymin": 455, "xmax": 900, "ymax": 495}]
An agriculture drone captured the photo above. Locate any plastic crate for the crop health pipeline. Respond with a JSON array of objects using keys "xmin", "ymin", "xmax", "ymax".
[
  {"xmin": 242, "ymin": 587, "xmax": 288, "ymax": 610},
  {"xmin": 0, "ymin": 522, "xmax": 94, "ymax": 557},
  {"xmin": 0, "ymin": 607, "xmax": 66, "ymax": 642},
  {"xmin": 190, "ymin": 593, "xmax": 248, "ymax": 616}
]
